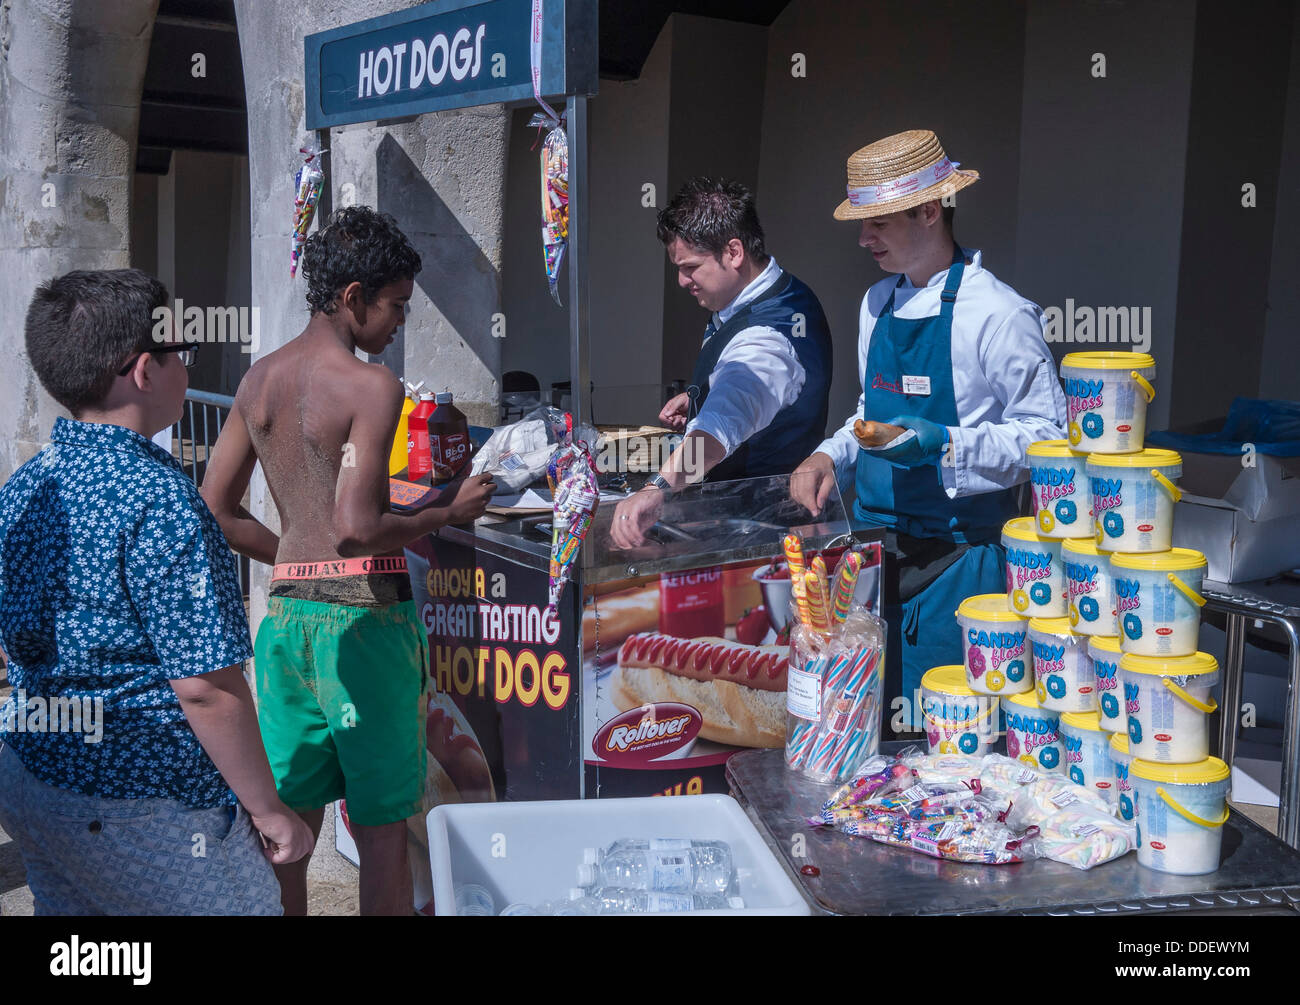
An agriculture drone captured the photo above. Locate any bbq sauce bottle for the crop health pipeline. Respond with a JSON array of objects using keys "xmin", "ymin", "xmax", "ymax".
[{"xmin": 428, "ymin": 392, "xmax": 471, "ymax": 485}]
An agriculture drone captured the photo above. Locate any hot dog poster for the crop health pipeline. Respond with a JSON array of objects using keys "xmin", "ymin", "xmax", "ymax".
[
  {"xmin": 407, "ymin": 535, "xmax": 583, "ymax": 802},
  {"xmin": 583, "ymin": 544, "xmax": 881, "ymax": 798}
]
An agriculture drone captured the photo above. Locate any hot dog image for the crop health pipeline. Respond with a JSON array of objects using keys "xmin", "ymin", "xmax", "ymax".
[
  {"xmin": 853, "ymin": 418, "xmax": 906, "ymax": 448},
  {"xmin": 611, "ymin": 632, "xmax": 787, "ymax": 748}
]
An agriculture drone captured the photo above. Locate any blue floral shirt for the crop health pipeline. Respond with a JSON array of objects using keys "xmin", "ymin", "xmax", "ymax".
[{"xmin": 0, "ymin": 418, "xmax": 252, "ymax": 807}]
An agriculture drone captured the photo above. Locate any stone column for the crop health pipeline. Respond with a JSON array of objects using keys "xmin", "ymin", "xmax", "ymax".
[{"xmin": 0, "ymin": 0, "xmax": 159, "ymax": 482}]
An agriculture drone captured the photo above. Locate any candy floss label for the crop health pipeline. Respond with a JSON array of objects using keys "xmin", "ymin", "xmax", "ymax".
[
  {"xmin": 1094, "ymin": 658, "xmax": 1118, "ymax": 691},
  {"xmin": 1115, "ymin": 577, "xmax": 1141, "ymax": 615},
  {"xmin": 1034, "ymin": 642, "xmax": 1065, "ymax": 677},
  {"xmin": 1065, "ymin": 378, "xmax": 1105, "ymax": 420},
  {"xmin": 1064, "ymin": 734, "xmax": 1084, "ymax": 764},
  {"xmin": 1006, "ymin": 547, "xmax": 1053, "ymax": 590},
  {"xmin": 1032, "ymin": 466, "xmax": 1076, "ymax": 508},
  {"xmin": 1090, "ymin": 476, "xmax": 1123, "ymax": 514},
  {"xmin": 966, "ymin": 628, "xmax": 1026, "ymax": 674},
  {"xmin": 1006, "ymin": 711, "xmax": 1059, "ymax": 753},
  {"xmin": 1066, "ymin": 561, "xmax": 1099, "ymax": 598},
  {"xmin": 1124, "ymin": 681, "xmax": 1141, "ymax": 715},
  {"xmin": 1115, "ymin": 759, "xmax": 1131, "ymax": 792}
]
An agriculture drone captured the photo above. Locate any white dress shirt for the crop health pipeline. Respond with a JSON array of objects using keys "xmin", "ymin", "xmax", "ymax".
[
  {"xmin": 816, "ymin": 248, "xmax": 1066, "ymax": 498},
  {"xmin": 684, "ymin": 257, "xmax": 807, "ymax": 458}
]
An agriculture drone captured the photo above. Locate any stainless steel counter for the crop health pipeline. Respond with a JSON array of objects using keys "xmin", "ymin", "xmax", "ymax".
[{"xmin": 726, "ymin": 747, "xmax": 1300, "ymax": 916}]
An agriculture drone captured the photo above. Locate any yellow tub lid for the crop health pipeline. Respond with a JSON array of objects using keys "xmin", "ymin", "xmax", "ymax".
[
  {"xmin": 1119, "ymin": 651, "xmax": 1219, "ymax": 677},
  {"xmin": 1028, "ymin": 616, "xmax": 1076, "ymax": 636},
  {"xmin": 1002, "ymin": 690, "xmax": 1045, "ymax": 710},
  {"xmin": 1062, "ymin": 537, "xmax": 1102, "ymax": 557},
  {"xmin": 1002, "ymin": 516, "xmax": 1050, "ymax": 544},
  {"xmin": 921, "ymin": 665, "xmax": 978, "ymax": 697},
  {"xmin": 1129, "ymin": 756, "xmax": 1230, "ymax": 785},
  {"xmin": 1061, "ymin": 351, "xmax": 1156, "ymax": 371},
  {"xmin": 1109, "ymin": 732, "xmax": 1130, "ymax": 755},
  {"xmin": 1110, "ymin": 548, "xmax": 1207, "ymax": 572},
  {"xmin": 956, "ymin": 594, "xmax": 1027, "ymax": 623},
  {"xmin": 1060, "ymin": 710, "xmax": 1105, "ymax": 732},
  {"xmin": 1088, "ymin": 635, "xmax": 1122, "ymax": 654},
  {"xmin": 1086, "ymin": 447, "xmax": 1182, "ymax": 469},
  {"xmin": 1026, "ymin": 439, "xmax": 1087, "ymax": 459}
]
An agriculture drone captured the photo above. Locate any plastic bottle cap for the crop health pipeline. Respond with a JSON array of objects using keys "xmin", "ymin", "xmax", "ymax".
[
  {"xmin": 419, "ymin": 391, "xmax": 435, "ymax": 401},
  {"xmin": 435, "ymin": 392, "xmax": 454, "ymax": 404},
  {"xmin": 569, "ymin": 888, "xmax": 586, "ymax": 901},
  {"xmin": 727, "ymin": 897, "xmax": 745, "ymax": 909},
  {"xmin": 576, "ymin": 862, "xmax": 596, "ymax": 887},
  {"xmin": 582, "ymin": 847, "xmax": 599, "ymax": 866}
]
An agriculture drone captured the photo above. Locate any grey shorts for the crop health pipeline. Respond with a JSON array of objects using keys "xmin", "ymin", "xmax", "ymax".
[{"xmin": 0, "ymin": 741, "xmax": 282, "ymax": 916}]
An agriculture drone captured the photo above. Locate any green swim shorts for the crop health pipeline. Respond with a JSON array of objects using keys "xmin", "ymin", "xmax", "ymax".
[{"xmin": 253, "ymin": 595, "xmax": 428, "ymax": 826}]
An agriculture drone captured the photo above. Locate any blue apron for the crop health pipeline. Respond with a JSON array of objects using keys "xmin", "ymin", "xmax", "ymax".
[{"xmin": 853, "ymin": 247, "xmax": 1017, "ymax": 724}]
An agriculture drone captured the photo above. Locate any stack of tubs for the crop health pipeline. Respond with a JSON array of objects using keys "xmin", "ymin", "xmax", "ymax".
[
  {"xmin": 1059, "ymin": 351, "xmax": 1228, "ymax": 876},
  {"xmin": 925, "ymin": 351, "xmax": 1229, "ymax": 874}
]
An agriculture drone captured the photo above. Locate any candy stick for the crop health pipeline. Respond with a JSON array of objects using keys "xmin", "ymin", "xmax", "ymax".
[
  {"xmin": 811, "ymin": 555, "xmax": 829, "ymax": 600},
  {"xmin": 831, "ymin": 551, "xmax": 863, "ymax": 625},
  {"xmin": 825, "ymin": 664, "xmax": 882, "ymax": 776},
  {"xmin": 813, "ymin": 650, "xmax": 882, "ymax": 774},
  {"xmin": 783, "ymin": 534, "xmax": 810, "ymax": 626},
  {"xmin": 804, "ymin": 570, "xmax": 831, "ymax": 634}
]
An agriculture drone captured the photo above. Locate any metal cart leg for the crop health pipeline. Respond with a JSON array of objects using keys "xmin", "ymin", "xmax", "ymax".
[
  {"xmin": 1220, "ymin": 612, "xmax": 1246, "ymax": 768},
  {"xmin": 1279, "ymin": 619, "xmax": 1300, "ymax": 849}
]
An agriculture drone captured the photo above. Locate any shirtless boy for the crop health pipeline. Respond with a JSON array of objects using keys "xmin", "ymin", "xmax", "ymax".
[{"xmin": 201, "ymin": 207, "xmax": 495, "ymax": 915}]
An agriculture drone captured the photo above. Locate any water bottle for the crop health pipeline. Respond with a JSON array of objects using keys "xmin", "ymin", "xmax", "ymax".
[
  {"xmin": 577, "ymin": 838, "xmax": 735, "ymax": 894},
  {"xmin": 592, "ymin": 887, "xmax": 744, "ymax": 914},
  {"xmin": 455, "ymin": 883, "xmax": 495, "ymax": 916},
  {"xmin": 552, "ymin": 889, "xmax": 599, "ymax": 916}
]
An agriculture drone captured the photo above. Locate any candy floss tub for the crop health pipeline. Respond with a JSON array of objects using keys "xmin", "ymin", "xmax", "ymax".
[
  {"xmin": 1110, "ymin": 732, "xmax": 1135, "ymax": 821},
  {"xmin": 1060, "ymin": 351, "xmax": 1156, "ymax": 454},
  {"xmin": 1062, "ymin": 537, "xmax": 1117, "ymax": 637},
  {"xmin": 1089, "ymin": 635, "xmax": 1124, "ymax": 732},
  {"xmin": 1026, "ymin": 439, "xmax": 1092, "ymax": 538},
  {"xmin": 1001, "ymin": 517, "xmax": 1066, "ymax": 617},
  {"xmin": 1118, "ymin": 652, "xmax": 1220, "ymax": 763},
  {"xmin": 1129, "ymin": 757, "xmax": 1231, "ymax": 875},
  {"xmin": 920, "ymin": 665, "xmax": 1001, "ymax": 755},
  {"xmin": 1060, "ymin": 711, "xmax": 1115, "ymax": 803},
  {"xmin": 1028, "ymin": 617, "xmax": 1096, "ymax": 713},
  {"xmin": 1110, "ymin": 549, "xmax": 1207, "ymax": 657},
  {"xmin": 1001, "ymin": 691, "xmax": 1063, "ymax": 773},
  {"xmin": 1086, "ymin": 448, "xmax": 1183, "ymax": 553},
  {"xmin": 955, "ymin": 595, "xmax": 1030, "ymax": 696}
]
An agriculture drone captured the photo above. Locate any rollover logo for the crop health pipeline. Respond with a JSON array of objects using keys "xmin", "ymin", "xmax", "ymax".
[{"xmin": 594, "ymin": 703, "xmax": 701, "ymax": 765}]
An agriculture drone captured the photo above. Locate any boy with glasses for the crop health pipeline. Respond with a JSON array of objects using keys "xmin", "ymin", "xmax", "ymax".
[{"xmin": 0, "ymin": 269, "xmax": 313, "ymax": 915}]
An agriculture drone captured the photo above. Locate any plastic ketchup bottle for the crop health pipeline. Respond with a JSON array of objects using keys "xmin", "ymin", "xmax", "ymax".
[
  {"xmin": 428, "ymin": 392, "xmax": 471, "ymax": 485},
  {"xmin": 406, "ymin": 392, "xmax": 436, "ymax": 482}
]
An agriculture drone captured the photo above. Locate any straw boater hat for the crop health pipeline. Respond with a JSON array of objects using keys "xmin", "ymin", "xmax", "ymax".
[{"xmin": 832, "ymin": 129, "xmax": 979, "ymax": 220}]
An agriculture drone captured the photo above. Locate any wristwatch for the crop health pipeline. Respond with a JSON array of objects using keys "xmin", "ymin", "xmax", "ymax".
[{"xmin": 648, "ymin": 474, "xmax": 675, "ymax": 497}]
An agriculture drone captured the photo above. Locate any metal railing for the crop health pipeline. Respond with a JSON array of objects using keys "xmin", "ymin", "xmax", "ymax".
[{"xmin": 167, "ymin": 389, "xmax": 251, "ymax": 599}]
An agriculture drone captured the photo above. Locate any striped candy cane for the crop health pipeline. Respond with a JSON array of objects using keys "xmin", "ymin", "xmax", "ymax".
[{"xmin": 811, "ymin": 649, "xmax": 882, "ymax": 775}]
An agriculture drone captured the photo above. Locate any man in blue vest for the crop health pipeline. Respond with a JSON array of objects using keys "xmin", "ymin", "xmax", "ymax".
[
  {"xmin": 611, "ymin": 177, "xmax": 833, "ymax": 548},
  {"xmin": 792, "ymin": 130, "xmax": 1066, "ymax": 732}
]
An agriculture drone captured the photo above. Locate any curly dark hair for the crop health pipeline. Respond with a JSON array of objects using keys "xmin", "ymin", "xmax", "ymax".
[
  {"xmin": 302, "ymin": 206, "xmax": 422, "ymax": 315},
  {"xmin": 25, "ymin": 268, "xmax": 169, "ymax": 415},
  {"xmin": 656, "ymin": 177, "xmax": 769, "ymax": 265}
]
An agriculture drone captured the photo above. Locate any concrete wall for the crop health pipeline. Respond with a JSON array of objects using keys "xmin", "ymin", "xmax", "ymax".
[
  {"xmin": 1260, "ymin": 10, "xmax": 1300, "ymax": 403},
  {"xmin": 756, "ymin": 0, "xmax": 1028, "ymax": 439},
  {"xmin": 1169, "ymin": 0, "xmax": 1295, "ymax": 427},
  {"xmin": 1014, "ymin": 0, "xmax": 1196, "ymax": 431},
  {"xmin": 0, "ymin": 0, "xmax": 159, "ymax": 482},
  {"xmin": 234, "ymin": 0, "xmax": 510, "ymax": 627}
]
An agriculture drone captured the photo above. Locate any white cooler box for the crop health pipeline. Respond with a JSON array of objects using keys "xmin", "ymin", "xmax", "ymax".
[{"xmin": 427, "ymin": 794, "xmax": 811, "ymax": 916}]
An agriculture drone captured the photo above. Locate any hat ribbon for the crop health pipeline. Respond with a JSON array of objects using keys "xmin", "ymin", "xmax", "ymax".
[{"xmin": 846, "ymin": 157, "xmax": 959, "ymax": 207}]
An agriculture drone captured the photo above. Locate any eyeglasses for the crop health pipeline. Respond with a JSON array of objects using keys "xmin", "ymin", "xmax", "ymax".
[{"xmin": 117, "ymin": 342, "xmax": 200, "ymax": 376}]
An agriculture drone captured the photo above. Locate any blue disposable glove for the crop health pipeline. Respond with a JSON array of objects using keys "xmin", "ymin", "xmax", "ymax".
[{"xmin": 874, "ymin": 415, "xmax": 950, "ymax": 467}]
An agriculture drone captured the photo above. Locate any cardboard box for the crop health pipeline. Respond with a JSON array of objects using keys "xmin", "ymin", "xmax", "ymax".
[{"xmin": 1170, "ymin": 452, "xmax": 1300, "ymax": 582}]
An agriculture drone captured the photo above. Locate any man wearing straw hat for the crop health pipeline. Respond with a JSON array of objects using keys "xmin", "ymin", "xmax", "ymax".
[{"xmin": 792, "ymin": 129, "xmax": 1066, "ymax": 733}]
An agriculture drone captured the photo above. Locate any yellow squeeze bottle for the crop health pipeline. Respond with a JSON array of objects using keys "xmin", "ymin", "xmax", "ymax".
[{"xmin": 389, "ymin": 380, "xmax": 425, "ymax": 475}]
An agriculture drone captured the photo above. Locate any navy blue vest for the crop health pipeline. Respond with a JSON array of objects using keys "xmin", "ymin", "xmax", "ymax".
[{"xmin": 688, "ymin": 270, "xmax": 833, "ymax": 481}]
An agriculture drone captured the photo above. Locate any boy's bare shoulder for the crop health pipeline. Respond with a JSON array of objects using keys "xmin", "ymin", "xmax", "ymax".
[{"xmin": 337, "ymin": 356, "xmax": 404, "ymax": 407}]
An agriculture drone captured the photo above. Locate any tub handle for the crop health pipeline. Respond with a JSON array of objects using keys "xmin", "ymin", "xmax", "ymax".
[
  {"xmin": 1166, "ymin": 572, "xmax": 1206, "ymax": 608},
  {"xmin": 1130, "ymin": 371, "xmax": 1156, "ymax": 404},
  {"xmin": 1151, "ymin": 469, "xmax": 1183, "ymax": 503},
  {"xmin": 1156, "ymin": 786, "xmax": 1229, "ymax": 829},
  {"xmin": 1161, "ymin": 677, "xmax": 1217, "ymax": 714}
]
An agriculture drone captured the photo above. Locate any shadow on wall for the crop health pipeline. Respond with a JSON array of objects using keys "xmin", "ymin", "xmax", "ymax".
[{"xmin": 375, "ymin": 134, "xmax": 500, "ymax": 378}]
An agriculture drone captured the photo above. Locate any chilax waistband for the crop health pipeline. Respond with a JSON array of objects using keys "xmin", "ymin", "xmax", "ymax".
[{"xmin": 271, "ymin": 556, "xmax": 408, "ymax": 580}]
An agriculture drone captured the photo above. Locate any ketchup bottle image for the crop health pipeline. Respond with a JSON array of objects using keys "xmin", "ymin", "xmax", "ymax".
[
  {"xmin": 406, "ymin": 392, "xmax": 436, "ymax": 482},
  {"xmin": 658, "ymin": 567, "xmax": 725, "ymax": 639},
  {"xmin": 428, "ymin": 392, "xmax": 471, "ymax": 485}
]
